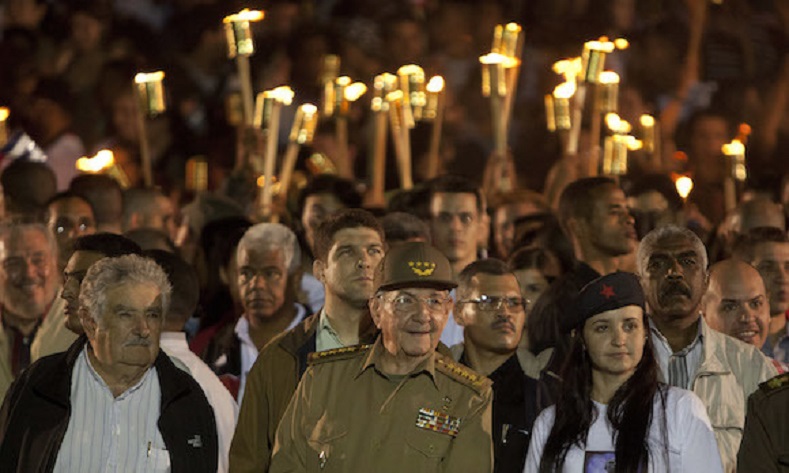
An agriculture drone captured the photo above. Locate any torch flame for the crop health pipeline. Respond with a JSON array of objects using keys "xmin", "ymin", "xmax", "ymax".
[
  {"xmin": 624, "ymin": 136, "xmax": 643, "ymax": 151},
  {"xmin": 223, "ymin": 8, "xmax": 265, "ymax": 23},
  {"xmin": 606, "ymin": 113, "xmax": 621, "ymax": 131},
  {"xmin": 479, "ymin": 53, "xmax": 518, "ymax": 68},
  {"xmin": 301, "ymin": 103, "xmax": 318, "ymax": 116},
  {"xmin": 584, "ymin": 40, "xmax": 615, "ymax": 53},
  {"xmin": 553, "ymin": 81, "xmax": 576, "ymax": 99},
  {"xmin": 614, "ymin": 38, "xmax": 629, "ymax": 50},
  {"xmin": 426, "ymin": 76, "xmax": 445, "ymax": 93},
  {"xmin": 599, "ymin": 71, "xmax": 620, "ymax": 84},
  {"xmin": 722, "ymin": 139, "xmax": 745, "ymax": 156},
  {"xmin": 344, "ymin": 82, "xmax": 367, "ymax": 102},
  {"xmin": 134, "ymin": 71, "xmax": 165, "ymax": 84},
  {"xmin": 265, "ymin": 86, "xmax": 294, "ymax": 105},
  {"xmin": 640, "ymin": 114, "xmax": 655, "ymax": 127},
  {"xmin": 675, "ymin": 176, "xmax": 694, "ymax": 200},
  {"xmin": 77, "ymin": 149, "xmax": 115, "ymax": 172},
  {"xmin": 0, "ymin": 107, "xmax": 8, "ymax": 121}
]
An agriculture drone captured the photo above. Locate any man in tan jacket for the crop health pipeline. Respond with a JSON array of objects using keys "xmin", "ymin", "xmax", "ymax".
[
  {"xmin": 270, "ymin": 242, "xmax": 493, "ymax": 472},
  {"xmin": 229, "ymin": 209, "xmax": 384, "ymax": 472},
  {"xmin": 638, "ymin": 225, "xmax": 777, "ymax": 472}
]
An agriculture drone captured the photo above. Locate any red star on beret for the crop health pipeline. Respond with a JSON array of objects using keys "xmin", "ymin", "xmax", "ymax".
[{"xmin": 600, "ymin": 284, "xmax": 616, "ymax": 299}]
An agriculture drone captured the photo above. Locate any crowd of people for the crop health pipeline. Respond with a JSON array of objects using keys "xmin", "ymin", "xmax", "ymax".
[{"xmin": 0, "ymin": 0, "xmax": 786, "ymax": 472}]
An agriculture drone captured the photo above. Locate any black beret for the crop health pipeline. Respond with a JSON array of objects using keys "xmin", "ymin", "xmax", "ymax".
[{"xmin": 564, "ymin": 272, "xmax": 645, "ymax": 331}]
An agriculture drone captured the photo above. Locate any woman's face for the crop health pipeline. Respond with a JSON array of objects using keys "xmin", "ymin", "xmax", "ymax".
[
  {"xmin": 513, "ymin": 268, "xmax": 550, "ymax": 313},
  {"xmin": 582, "ymin": 305, "xmax": 645, "ymax": 379}
]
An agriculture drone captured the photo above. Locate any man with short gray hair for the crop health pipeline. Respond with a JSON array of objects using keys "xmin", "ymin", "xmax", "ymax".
[
  {"xmin": 204, "ymin": 223, "xmax": 308, "ymax": 401},
  {"xmin": 637, "ymin": 225, "xmax": 776, "ymax": 472},
  {"xmin": 0, "ymin": 254, "xmax": 219, "ymax": 472}
]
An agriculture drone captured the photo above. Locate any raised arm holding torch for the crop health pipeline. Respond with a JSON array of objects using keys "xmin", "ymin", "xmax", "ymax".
[{"xmin": 133, "ymin": 71, "xmax": 165, "ymax": 187}]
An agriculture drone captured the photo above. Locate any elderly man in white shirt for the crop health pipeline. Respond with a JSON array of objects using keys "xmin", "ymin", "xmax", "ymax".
[
  {"xmin": 146, "ymin": 249, "xmax": 238, "ymax": 473},
  {"xmin": 0, "ymin": 254, "xmax": 218, "ymax": 472}
]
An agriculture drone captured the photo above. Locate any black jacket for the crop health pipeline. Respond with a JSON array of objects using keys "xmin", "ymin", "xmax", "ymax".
[{"xmin": 0, "ymin": 336, "xmax": 218, "ymax": 473}]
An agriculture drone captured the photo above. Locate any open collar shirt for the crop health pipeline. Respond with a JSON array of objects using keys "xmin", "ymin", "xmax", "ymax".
[
  {"xmin": 649, "ymin": 317, "xmax": 704, "ymax": 390},
  {"xmin": 53, "ymin": 347, "xmax": 166, "ymax": 473},
  {"xmin": 235, "ymin": 304, "xmax": 307, "ymax": 401}
]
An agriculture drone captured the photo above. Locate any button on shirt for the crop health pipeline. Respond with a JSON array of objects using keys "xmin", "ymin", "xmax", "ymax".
[
  {"xmin": 235, "ymin": 304, "xmax": 307, "ymax": 401},
  {"xmin": 53, "ymin": 348, "xmax": 167, "ymax": 473},
  {"xmin": 650, "ymin": 318, "xmax": 704, "ymax": 389}
]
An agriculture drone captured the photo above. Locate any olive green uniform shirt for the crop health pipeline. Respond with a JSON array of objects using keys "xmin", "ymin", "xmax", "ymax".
[
  {"xmin": 270, "ymin": 337, "xmax": 494, "ymax": 473},
  {"xmin": 738, "ymin": 373, "xmax": 789, "ymax": 472}
]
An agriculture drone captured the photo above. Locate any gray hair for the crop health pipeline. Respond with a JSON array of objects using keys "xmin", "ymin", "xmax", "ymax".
[
  {"xmin": 237, "ymin": 223, "xmax": 300, "ymax": 275},
  {"xmin": 79, "ymin": 254, "xmax": 172, "ymax": 321},
  {"xmin": 637, "ymin": 225, "xmax": 708, "ymax": 276},
  {"xmin": 0, "ymin": 222, "xmax": 58, "ymax": 260}
]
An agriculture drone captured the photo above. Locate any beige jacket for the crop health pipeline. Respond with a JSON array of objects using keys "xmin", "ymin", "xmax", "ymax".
[
  {"xmin": 31, "ymin": 297, "xmax": 77, "ymax": 362},
  {"xmin": 690, "ymin": 318, "xmax": 778, "ymax": 473}
]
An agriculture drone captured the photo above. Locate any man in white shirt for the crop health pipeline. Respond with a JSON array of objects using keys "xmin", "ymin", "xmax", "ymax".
[
  {"xmin": 204, "ymin": 223, "xmax": 307, "ymax": 401},
  {"xmin": 0, "ymin": 254, "xmax": 218, "ymax": 472},
  {"xmin": 148, "ymin": 249, "xmax": 239, "ymax": 473},
  {"xmin": 637, "ymin": 225, "xmax": 776, "ymax": 472}
]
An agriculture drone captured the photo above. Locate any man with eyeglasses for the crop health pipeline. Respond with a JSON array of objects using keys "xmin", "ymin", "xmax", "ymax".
[
  {"xmin": 270, "ymin": 241, "xmax": 493, "ymax": 472},
  {"xmin": 454, "ymin": 259, "xmax": 539, "ymax": 473}
]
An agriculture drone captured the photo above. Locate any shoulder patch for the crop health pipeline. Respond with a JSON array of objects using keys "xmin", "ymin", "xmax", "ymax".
[
  {"xmin": 760, "ymin": 373, "xmax": 789, "ymax": 395},
  {"xmin": 436, "ymin": 356, "xmax": 491, "ymax": 394},
  {"xmin": 308, "ymin": 344, "xmax": 372, "ymax": 365}
]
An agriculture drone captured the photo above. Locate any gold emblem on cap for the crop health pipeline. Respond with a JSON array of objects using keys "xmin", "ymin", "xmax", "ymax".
[{"xmin": 409, "ymin": 261, "xmax": 436, "ymax": 276}]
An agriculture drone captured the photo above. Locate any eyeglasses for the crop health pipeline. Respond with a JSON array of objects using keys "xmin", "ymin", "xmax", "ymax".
[
  {"xmin": 458, "ymin": 295, "xmax": 525, "ymax": 311},
  {"xmin": 381, "ymin": 291, "xmax": 451, "ymax": 312}
]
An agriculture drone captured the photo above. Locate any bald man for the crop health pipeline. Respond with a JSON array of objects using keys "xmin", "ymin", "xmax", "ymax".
[{"xmin": 703, "ymin": 259, "xmax": 786, "ymax": 372}]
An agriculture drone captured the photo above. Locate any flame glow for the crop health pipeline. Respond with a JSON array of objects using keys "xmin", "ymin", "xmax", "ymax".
[
  {"xmin": 640, "ymin": 115, "xmax": 655, "ymax": 127},
  {"xmin": 344, "ymin": 82, "xmax": 367, "ymax": 102},
  {"xmin": 722, "ymin": 140, "xmax": 745, "ymax": 156},
  {"xmin": 134, "ymin": 71, "xmax": 165, "ymax": 84},
  {"xmin": 76, "ymin": 150, "xmax": 115, "ymax": 172},
  {"xmin": 0, "ymin": 107, "xmax": 8, "ymax": 121},
  {"xmin": 265, "ymin": 86, "xmax": 294, "ymax": 105},
  {"xmin": 426, "ymin": 76, "xmax": 445, "ymax": 93},
  {"xmin": 553, "ymin": 81, "xmax": 576, "ymax": 99},
  {"xmin": 675, "ymin": 176, "xmax": 694, "ymax": 200},
  {"xmin": 479, "ymin": 53, "xmax": 518, "ymax": 68},
  {"xmin": 599, "ymin": 71, "xmax": 620, "ymax": 84},
  {"xmin": 223, "ymin": 9, "xmax": 264, "ymax": 23}
]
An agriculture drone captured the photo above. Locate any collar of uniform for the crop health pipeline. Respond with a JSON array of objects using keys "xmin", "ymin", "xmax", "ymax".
[
  {"xmin": 356, "ymin": 336, "xmax": 439, "ymax": 388},
  {"xmin": 318, "ymin": 308, "xmax": 343, "ymax": 343},
  {"xmin": 648, "ymin": 315, "xmax": 704, "ymax": 356}
]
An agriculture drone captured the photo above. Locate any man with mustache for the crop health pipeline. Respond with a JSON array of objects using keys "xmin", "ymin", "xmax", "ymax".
[
  {"xmin": 204, "ymin": 223, "xmax": 307, "ymax": 401},
  {"xmin": 703, "ymin": 259, "xmax": 785, "ymax": 371},
  {"xmin": 0, "ymin": 222, "xmax": 61, "ymax": 400},
  {"xmin": 270, "ymin": 241, "xmax": 493, "ymax": 472},
  {"xmin": 637, "ymin": 225, "xmax": 776, "ymax": 472},
  {"xmin": 732, "ymin": 227, "xmax": 789, "ymax": 363},
  {"xmin": 454, "ymin": 259, "xmax": 538, "ymax": 473},
  {"xmin": 230, "ymin": 209, "xmax": 383, "ymax": 472},
  {"xmin": 32, "ymin": 232, "xmax": 141, "ymax": 361},
  {"xmin": 0, "ymin": 255, "xmax": 218, "ymax": 471}
]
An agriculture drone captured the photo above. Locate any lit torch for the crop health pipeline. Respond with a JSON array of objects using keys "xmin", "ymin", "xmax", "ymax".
[
  {"xmin": 722, "ymin": 139, "xmax": 746, "ymax": 212},
  {"xmin": 424, "ymin": 76, "xmax": 445, "ymax": 179},
  {"xmin": 76, "ymin": 149, "xmax": 131, "ymax": 189},
  {"xmin": 257, "ymin": 86, "xmax": 294, "ymax": 220},
  {"xmin": 367, "ymin": 73, "xmax": 398, "ymax": 206},
  {"xmin": 0, "ymin": 107, "xmax": 9, "ymax": 148},
  {"xmin": 278, "ymin": 103, "xmax": 318, "ymax": 201},
  {"xmin": 133, "ymin": 71, "xmax": 166, "ymax": 187},
  {"xmin": 223, "ymin": 9, "xmax": 265, "ymax": 126}
]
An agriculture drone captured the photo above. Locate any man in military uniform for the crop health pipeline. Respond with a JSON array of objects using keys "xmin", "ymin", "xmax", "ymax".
[
  {"xmin": 269, "ymin": 242, "xmax": 493, "ymax": 472},
  {"xmin": 738, "ymin": 373, "xmax": 789, "ymax": 471}
]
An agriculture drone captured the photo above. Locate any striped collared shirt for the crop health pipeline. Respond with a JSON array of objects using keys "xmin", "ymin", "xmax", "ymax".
[{"xmin": 53, "ymin": 347, "xmax": 168, "ymax": 473}]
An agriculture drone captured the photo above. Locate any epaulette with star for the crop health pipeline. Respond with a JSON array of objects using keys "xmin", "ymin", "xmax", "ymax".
[
  {"xmin": 308, "ymin": 344, "xmax": 372, "ymax": 365},
  {"xmin": 436, "ymin": 356, "xmax": 490, "ymax": 394},
  {"xmin": 759, "ymin": 373, "xmax": 789, "ymax": 395}
]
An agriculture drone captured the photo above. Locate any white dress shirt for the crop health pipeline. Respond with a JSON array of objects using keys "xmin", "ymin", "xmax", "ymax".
[
  {"xmin": 53, "ymin": 347, "xmax": 168, "ymax": 473},
  {"xmin": 650, "ymin": 318, "xmax": 704, "ymax": 389},
  {"xmin": 161, "ymin": 332, "xmax": 238, "ymax": 473},
  {"xmin": 235, "ymin": 304, "xmax": 307, "ymax": 401}
]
